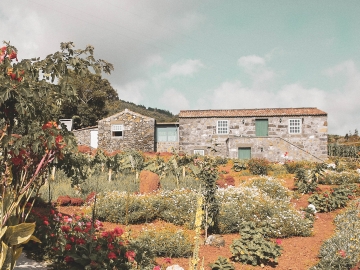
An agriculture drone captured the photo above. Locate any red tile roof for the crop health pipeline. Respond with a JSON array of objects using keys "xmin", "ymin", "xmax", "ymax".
[{"xmin": 179, "ymin": 107, "xmax": 327, "ymax": 118}]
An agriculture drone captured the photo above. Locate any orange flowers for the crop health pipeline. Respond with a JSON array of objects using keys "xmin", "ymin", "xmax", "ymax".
[{"xmin": 42, "ymin": 121, "xmax": 58, "ymax": 130}]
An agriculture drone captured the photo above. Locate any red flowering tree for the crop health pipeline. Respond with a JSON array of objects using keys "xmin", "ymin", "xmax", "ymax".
[{"xmin": 0, "ymin": 41, "xmax": 113, "ymax": 269}]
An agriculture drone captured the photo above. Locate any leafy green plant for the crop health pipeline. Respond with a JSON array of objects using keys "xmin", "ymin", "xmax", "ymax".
[
  {"xmin": 210, "ymin": 256, "xmax": 235, "ymax": 270},
  {"xmin": 308, "ymin": 184, "xmax": 359, "ymax": 212},
  {"xmin": 230, "ymin": 221, "xmax": 282, "ymax": 266},
  {"xmin": 247, "ymin": 158, "xmax": 269, "ymax": 175},
  {"xmin": 295, "ymin": 163, "xmax": 326, "ymax": 194},
  {"xmin": 232, "ymin": 159, "xmax": 247, "ymax": 172}
]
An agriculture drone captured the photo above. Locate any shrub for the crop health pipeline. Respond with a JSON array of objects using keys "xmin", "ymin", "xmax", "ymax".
[
  {"xmin": 133, "ymin": 224, "xmax": 194, "ymax": 257},
  {"xmin": 319, "ymin": 170, "xmax": 360, "ymax": 185},
  {"xmin": 283, "ymin": 160, "xmax": 305, "ymax": 174},
  {"xmin": 230, "ymin": 221, "xmax": 282, "ymax": 266},
  {"xmin": 210, "ymin": 257, "xmax": 235, "ymax": 270},
  {"xmin": 96, "ymin": 189, "xmax": 198, "ymax": 227},
  {"xmin": 248, "ymin": 158, "xmax": 269, "ymax": 175},
  {"xmin": 308, "ymin": 184, "xmax": 359, "ymax": 212},
  {"xmin": 232, "ymin": 159, "xmax": 247, "ymax": 172},
  {"xmin": 245, "ymin": 177, "xmax": 291, "ymax": 200},
  {"xmin": 217, "ymin": 186, "xmax": 312, "ymax": 237},
  {"xmin": 310, "ymin": 200, "xmax": 360, "ymax": 270},
  {"xmin": 28, "ymin": 208, "xmax": 155, "ymax": 269},
  {"xmin": 96, "ymin": 184, "xmax": 312, "ymax": 237}
]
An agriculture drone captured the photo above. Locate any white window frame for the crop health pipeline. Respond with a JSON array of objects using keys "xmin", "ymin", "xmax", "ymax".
[
  {"xmin": 288, "ymin": 119, "xmax": 301, "ymax": 134},
  {"xmin": 216, "ymin": 120, "xmax": 229, "ymax": 134},
  {"xmin": 111, "ymin": 124, "xmax": 124, "ymax": 138},
  {"xmin": 194, "ymin": 149, "xmax": 205, "ymax": 156}
]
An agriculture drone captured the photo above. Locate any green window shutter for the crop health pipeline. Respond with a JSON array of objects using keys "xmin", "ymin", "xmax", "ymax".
[
  {"xmin": 255, "ymin": 119, "xmax": 268, "ymax": 136},
  {"xmin": 238, "ymin": 147, "xmax": 251, "ymax": 160}
]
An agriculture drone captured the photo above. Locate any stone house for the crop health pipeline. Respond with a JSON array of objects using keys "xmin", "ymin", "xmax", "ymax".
[
  {"xmin": 73, "ymin": 107, "xmax": 328, "ymax": 161},
  {"xmin": 73, "ymin": 109, "xmax": 180, "ymax": 153},
  {"xmin": 178, "ymin": 107, "xmax": 328, "ymax": 162}
]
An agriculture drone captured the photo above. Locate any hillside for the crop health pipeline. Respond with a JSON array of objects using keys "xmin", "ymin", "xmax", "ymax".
[
  {"xmin": 328, "ymin": 133, "xmax": 360, "ymax": 146},
  {"xmin": 106, "ymin": 99, "xmax": 179, "ymax": 123}
]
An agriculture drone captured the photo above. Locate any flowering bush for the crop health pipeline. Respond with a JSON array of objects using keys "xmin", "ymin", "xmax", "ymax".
[
  {"xmin": 26, "ymin": 207, "xmax": 155, "ymax": 269},
  {"xmin": 133, "ymin": 224, "xmax": 194, "ymax": 257},
  {"xmin": 310, "ymin": 200, "xmax": 360, "ymax": 269},
  {"xmin": 217, "ymin": 186, "xmax": 312, "ymax": 236},
  {"xmin": 96, "ymin": 182, "xmax": 312, "ymax": 237},
  {"xmin": 319, "ymin": 170, "xmax": 360, "ymax": 185},
  {"xmin": 247, "ymin": 158, "xmax": 269, "ymax": 175},
  {"xmin": 308, "ymin": 184, "xmax": 360, "ymax": 213}
]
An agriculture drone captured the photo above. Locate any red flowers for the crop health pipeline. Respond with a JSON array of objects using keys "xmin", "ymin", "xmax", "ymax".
[
  {"xmin": 64, "ymin": 256, "xmax": 73, "ymax": 263},
  {"xmin": 43, "ymin": 220, "xmax": 49, "ymax": 226},
  {"xmin": 9, "ymin": 50, "xmax": 18, "ymax": 61},
  {"xmin": 125, "ymin": 250, "xmax": 136, "ymax": 262},
  {"xmin": 338, "ymin": 249, "xmax": 346, "ymax": 258},
  {"xmin": 42, "ymin": 121, "xmax": 58, "ymax": 130},
  {"xmin": 65, "ymin": 244, "xmax": 72, "ymax": 251},
  {"xmin": 275, "ymin": 239, "xmax": 282, "ymax": 245},
  {"xmin": 61, "ymin": 225, "xmax": 71, "ymax": 233},
  {"xmin": 113, "ymin": 227, "xmax": 124, "ymax": 237},
  {"xmin": 107, "ymin": 252, "xmax": 117, "ymax": 259}
]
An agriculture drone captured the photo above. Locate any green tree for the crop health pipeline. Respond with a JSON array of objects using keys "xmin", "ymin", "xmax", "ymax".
[
  {"xmin": 59, "ymin": 71, "xmax": 119, "ymax": 129},
  {"xmin": 0, "ymin": 41, "xmax": 112, "ymax": 269}
]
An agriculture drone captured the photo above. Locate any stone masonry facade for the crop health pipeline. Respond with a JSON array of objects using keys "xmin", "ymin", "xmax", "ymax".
[
  {"xmin": 72, "ymin": 126, "xmax": 97, "ymax": 146},
  {"xmin": 179, "ymin": 108, "xmax": 328, "ymax": 162},
  {"xmin": 72, "ymin": 107, "xmax": 328, "ymax": 162},
  {"xmin": 98, "ymin": 109, "xmax": 155, "ymax": 153}
]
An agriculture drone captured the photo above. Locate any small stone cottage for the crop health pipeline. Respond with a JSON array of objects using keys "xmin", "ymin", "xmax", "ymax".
[
  {"xmin": 178, "ymin": 107, "xmax": 328, "ymax": 162},
  {"xmin": 73, "ymin": 107, "xmax": 328, "ymax": 161}
]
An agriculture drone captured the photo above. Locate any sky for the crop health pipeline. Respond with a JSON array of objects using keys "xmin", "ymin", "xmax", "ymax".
[{"xmin": 1, "ymin": 0, "xmax": 360, "ymax": 135}]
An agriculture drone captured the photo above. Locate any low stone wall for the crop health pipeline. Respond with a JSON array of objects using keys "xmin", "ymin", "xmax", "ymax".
[
  {"xmin": 72, "ymin": 127, "xmax": 97, "ymax": 146},
  {"xmin": 156, "ymin": 141, "xmax": 179, "ymax": 153}
]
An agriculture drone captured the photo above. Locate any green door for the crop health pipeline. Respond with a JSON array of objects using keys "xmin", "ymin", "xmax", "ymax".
[
  {"xmin": 238, "ymin": 147, "xmax": 251, "ymax": 160},
  {"xmin": 255, "ymin": 119, "xmax": 268, "ymax": 136}
]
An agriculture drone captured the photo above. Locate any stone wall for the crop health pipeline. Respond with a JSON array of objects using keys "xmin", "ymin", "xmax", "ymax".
[
  {"xmin": 156, "ymin": 141, "xmax": 179, "ymax": 153},
  {"xmin": 72, "ymin": 126, "xmax": 97, "ymax": 146},
  {"xmin": 98, "ymin": 109, "xmax": 155, "ymax": 153},
  {"xmin": 179, "ymin": 115, "xmax": 328, "ymax": 161}
]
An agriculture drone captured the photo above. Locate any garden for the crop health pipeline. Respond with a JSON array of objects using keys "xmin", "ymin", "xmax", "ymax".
[
  {"xmin": 23, "ymin": 151, "xmax": 360, "ymax": 269},
  {"xmin": 1, "ymin": 42, "xmax": 360, "ymax": 270}
]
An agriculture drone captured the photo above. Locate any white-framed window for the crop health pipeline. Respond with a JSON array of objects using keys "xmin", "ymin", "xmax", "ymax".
[
  {"xmin": 217, "ymin": 120, "xmax": 229, "ymax": 134},
  {"xmin": 111, "ymin": 124, "xmax": 124, "ymax": 137},
  {"xmin": 194, "ymin": 149, "xmax": 205, "ymax": 156},
  {"xmin": 289, "ymin": 119, "xmax": 301, "ymax": 134}
]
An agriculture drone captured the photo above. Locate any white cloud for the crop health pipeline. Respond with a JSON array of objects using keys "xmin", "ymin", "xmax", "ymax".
[
  {"xmin": 163, "ymin": 59, "xmax": 205, "ymax": 78},
  {"xmin": 115, "ymin": 80, "xmax": 148, "ymax": 105},
  {"xmin": 196, "ymin": 59, "xmax": 360, "ymax": 135},
  {"xmin": 238, "ymin": 55, "xmax": 266, "ymax": 67},
  {"xmin": 159, "ymin": 88, "xmax": 190, "ymax": 114},
  {"xmin": 237, "ymin": 55, "xmax": 275, "ymax": 88}
]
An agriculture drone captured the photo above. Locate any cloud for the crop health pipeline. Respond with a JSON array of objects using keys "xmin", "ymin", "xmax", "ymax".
[
  {"xmin": 163, "ymin": 59, "xmax": 205, "ymax": 79},
  {"xmin": 159, "ymin": 88, "xmax": 190, "ymax": 113},
  {"xmin": 197, "ymin": 59, "xmax": 360, "ymax": 135},
  {"xmin": 238, "ymin": 55, "xmax": 266, "ymax": 67},
  {"xmin": 237, "ymin": 55, "xmax": 275, "ymax": 88},
  {"xmin": 115, "ymin": 80, "xmax": 148, "ymax": 105}
]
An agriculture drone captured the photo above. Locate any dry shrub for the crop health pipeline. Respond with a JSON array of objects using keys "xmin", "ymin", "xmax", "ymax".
[{"xmin": 139, "ymin": 170, "xmax": 160, "ymax": 194}]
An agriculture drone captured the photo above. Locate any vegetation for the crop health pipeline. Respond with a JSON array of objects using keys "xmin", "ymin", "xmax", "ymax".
[{"xmin": 0, "ymin": 41, "xmax": 112, "ymax": 269}]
